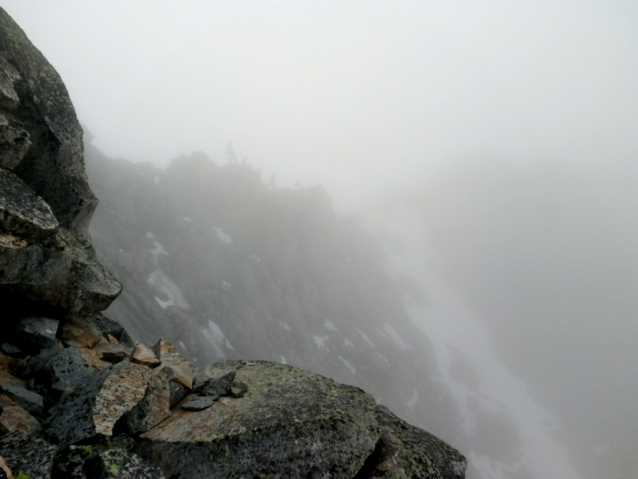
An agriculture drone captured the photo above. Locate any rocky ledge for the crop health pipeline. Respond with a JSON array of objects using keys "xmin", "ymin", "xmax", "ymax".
[
  {"xmin": 0, "ymin": 319, "xmax": 465, "ymax": 478},
  {"xmin": 0, "ymin": 6, "xmax": 466, "ymax": 478}
]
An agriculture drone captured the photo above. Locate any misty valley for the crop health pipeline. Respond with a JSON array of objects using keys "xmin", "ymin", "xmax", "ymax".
[{"xmin": 0, "ymin": 2, "xmax": 636, "ymax": 479}]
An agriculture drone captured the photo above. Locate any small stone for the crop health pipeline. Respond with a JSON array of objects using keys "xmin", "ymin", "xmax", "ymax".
[
  {"xmin": 229, "ymin": 387, "xmax": 243, "ymax": 398},
  {"xmin": 230, "ymin": 381, "xmax": 248, "ymax": 398},
  {"xmin": 12, "ymin": 317, "xmax": 59, "ymax": 351},
  {"xmin": 181, "ymin": 395, "xmax": 216, "ymax": 411},
  {"xmin": 200, "ymin": 371, "xmax": 236, "ymax": 398},
  {"xmin": 106, "ymin": 334, "xmax": 118, "ymax": 344},
  {"xmin": 0, "ymin": 384, "xmax": 43, "ymax": 416},
  {"xmin": 130, "ymin": 344, "xmax": 160, "ymax": 368}
]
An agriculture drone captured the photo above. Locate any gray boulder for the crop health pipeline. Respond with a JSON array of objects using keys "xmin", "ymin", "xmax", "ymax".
[
  {"xmin": 46, "ymin": 347, "xmax": 92, "ymax": 392},
  {"xmin": 135, "ymin": 361, "xmax": 467, "ymax": 479},
  {"xmin": 12, "ymin": 316, "xmax": 59, "ymax": 351},
  {"xmin": 0, "ymin": 6, "xmax": 122, "ymax": 318},
  {"xmin": 136, "ymin": 361, "xmax": 382, "ymax": 478}
]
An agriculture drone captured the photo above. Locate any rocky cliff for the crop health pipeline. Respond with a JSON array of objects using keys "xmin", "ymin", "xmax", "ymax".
[{"xmin": 0, "ymin": 7, "xmax": 465, "ymax": 479}]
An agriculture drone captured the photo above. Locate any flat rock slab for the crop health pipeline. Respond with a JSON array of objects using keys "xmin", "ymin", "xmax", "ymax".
[
  {"xmin": 0, "ymin": 169, "xmax": 58, "ymax": 241},
  {"xmin": 180, "ymin": 395, "xmax": 217, "ymax": 411},
  {"xmin": 137, "ymin": 361, "xmax": 381, "ymax": 478},
  {"xmin": 45, "ymin": 359, "xmax": 152, "ymax": 447},
  {"xmin": 0, "ymin": 431, "xmax": 57, "ymax": 479}
]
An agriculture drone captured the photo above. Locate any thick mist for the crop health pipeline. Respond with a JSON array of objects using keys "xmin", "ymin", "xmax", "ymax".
[
  {"xmin": 4, "ymin": 2, "xmax": 637, "ymax": 478},
  {"xmin": 4, "ymin": 0, "xmax": 638, "ymax": 210}
]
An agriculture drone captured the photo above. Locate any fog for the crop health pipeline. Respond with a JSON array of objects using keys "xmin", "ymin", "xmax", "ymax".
[{"xmin": 4, "ymin": 1, "xmax": 637, "ymax": 478}]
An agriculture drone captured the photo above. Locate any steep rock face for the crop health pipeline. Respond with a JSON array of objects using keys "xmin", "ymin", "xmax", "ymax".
[
  {"xmin": 0, "ymin": 9, "xmax": 95, "ymax": 234},
  {"xmin": 0, "ymin": 7, "xmax": 121, "ymax": 318}
]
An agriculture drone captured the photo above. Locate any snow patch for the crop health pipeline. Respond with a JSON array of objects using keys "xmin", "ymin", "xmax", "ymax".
[
  {"xmin": 250, "ymin": 254, "xmax": 262, "ymax": 262},
  {"xmin": 344, "ymin": 338, "xmax": 354, "ymax": 347},
  {"xmin": 323, "ymin": 319, "xmax": 337, "ymax": 332},
  {"xmin": 146, "ymin": 237, "xmax": 189, "ymax": 310},
  {"xmin": 200, "ymin": 319, "xmax": 236, "ymax": 361},
  {"xmin": 355, "ymin": 328, "xmax": 375, "ymax": 348},
  {"xmin": 222, "ymin": 281, "xmax": 232, "ymax": 288},
  {"xmin": 280, "ymin": 321, "xmax": 291, "ymax": 331},
  {"xmin": 213, "ymin": 226, "xmax": 233, "ymax": 245},
  {"xmin": 406, "ymin": 388, "xmax": 419, "ymax": 409},
  {"xmin": 383, "ymin": 323, "xmax": 413, "ymax": 351},
  {"xmin": 184, "ymin": 216, "xmax": 192, "ymax": 223},
  {"xmin": 376, "ymin": 353, "xmax": 391, "ymax": 367},
  {"xmin": 338, "ymin": 356, "xmax": 357, "ymax": 375},
  {"xmin": 313, "ymin": 336, "xmax": 328, "ymax": 348},
  {"xmin": 280, "ymin": 356, "xmax": 288, "ymax": 365}
]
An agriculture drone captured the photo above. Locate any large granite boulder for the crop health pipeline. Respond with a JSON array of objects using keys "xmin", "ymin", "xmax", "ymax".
[
  {"xmin": 135, "ymin": 360, "xmax": 466, "ymax": 479},
  {"xmin": 0, "ymin": 7, "xmax": 121, "ymax": 319}
]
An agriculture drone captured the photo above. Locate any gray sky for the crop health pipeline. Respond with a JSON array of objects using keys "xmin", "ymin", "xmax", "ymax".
[{"xmin": 4, "ymin": 0, "xmax": 638, "ymax": 211}]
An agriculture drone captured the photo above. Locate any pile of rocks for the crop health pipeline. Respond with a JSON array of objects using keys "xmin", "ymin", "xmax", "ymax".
[{"xmin": 0, "ymin": 314, "xmax": 251, "ymax": 478}]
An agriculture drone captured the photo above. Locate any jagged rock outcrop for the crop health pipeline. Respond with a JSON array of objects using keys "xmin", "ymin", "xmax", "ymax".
[
  {"xmin": 0, "ymin": 6, "xmax": 121, "ymax": 318},
  {"xmin": 0, "ymin": 7, "xmax": 466, "ymax": 479}
]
